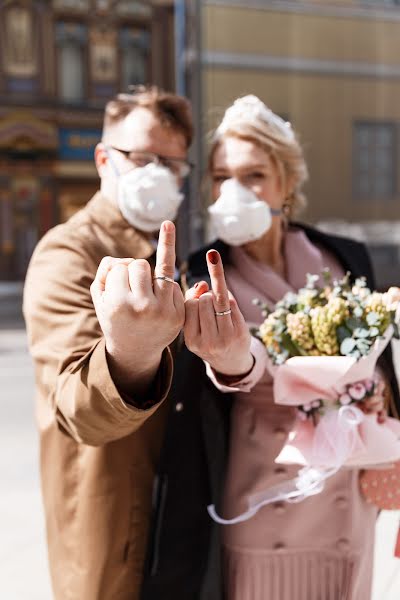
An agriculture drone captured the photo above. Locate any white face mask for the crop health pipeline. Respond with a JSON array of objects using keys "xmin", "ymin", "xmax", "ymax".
[
  {"xmin": 116, "ymin": 162, "xmax": 184, "ymax": 232},
  {"xmin": 208, "ymin": 178, "xmax": 281, "ymax": 246}
]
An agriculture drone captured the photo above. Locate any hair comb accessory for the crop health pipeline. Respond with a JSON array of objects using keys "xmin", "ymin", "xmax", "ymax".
[{"xmin": 217, "ymin": 95, "xmax": 295, "ymax": 141}]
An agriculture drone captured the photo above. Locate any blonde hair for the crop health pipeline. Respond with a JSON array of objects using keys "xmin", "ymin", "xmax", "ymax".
[
  {"xmin": 209, "ymin": 95, "xmax": 308, "ymax": 218},
  {"xmin": 103, "ymin": 86, "xmax": 193, "ymax": 148}
]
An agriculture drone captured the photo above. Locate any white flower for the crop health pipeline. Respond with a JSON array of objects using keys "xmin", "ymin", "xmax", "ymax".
[
  {"xmin": 382, "ymin": 287, "xmax": 400, "ymax": 312},
  {"xmin": 348, "ymin": 382, "xmax": 366, "ymax": 401}
]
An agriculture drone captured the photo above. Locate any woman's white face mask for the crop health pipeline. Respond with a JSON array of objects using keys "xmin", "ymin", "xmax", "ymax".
[{"xmin": 208, "ymin": 178, "xmax": 281, "ymax": 246}]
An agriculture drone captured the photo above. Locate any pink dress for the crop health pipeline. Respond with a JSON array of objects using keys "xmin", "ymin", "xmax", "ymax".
[{"xmin": 210, "ymin": 229, "xmax": 378, "ymax": 600}]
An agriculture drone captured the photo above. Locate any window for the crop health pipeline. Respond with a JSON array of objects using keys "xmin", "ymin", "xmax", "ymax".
[
  {"xmin": 1, "ymin": 4, "xmax": 39, "ymax": 93},
  {"xmin": 89, "ymin": 26, "xmax": 117, "ymax": 98},
  {"xmin": 56, "ymin": 23, "xmax": 87, "ymax": 103},
  {"xmin": 116, "ymin": 1, "xmax": 152, "ymax": 18},
  {"xmin": 53, "ymin": 0, "xmax": 89, "ymax": 11},
  {"xmin": 353, "ymin": 122, "xmax": 397, "ymax": 199},
  {"xmin": 119, "ymin": 28, "xmax": 150, "ymax": 91}
]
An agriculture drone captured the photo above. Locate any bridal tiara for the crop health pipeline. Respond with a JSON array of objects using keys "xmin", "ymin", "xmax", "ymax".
[{"xmin": 217, "ymin": 94, "xmax": 295, "ymax": 141}]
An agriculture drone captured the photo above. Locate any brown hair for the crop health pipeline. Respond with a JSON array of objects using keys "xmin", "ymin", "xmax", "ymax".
[
  {"xmin": 103, "ymin": 86, "xmax": 193, "ymax": 148},
  {"xmin": 208, "ymin": 103, "xmax": 309, "ymax": 218}
]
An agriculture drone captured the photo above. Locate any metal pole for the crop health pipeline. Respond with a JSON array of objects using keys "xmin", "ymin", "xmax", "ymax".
[
  {"xmin": 188, "ymin": 0, "xmax": 205, "ymax": 254},
  {"xmin": 174, "ymin": 0, "xmax": 204, "ymax": 259},
  {"xmin": 174, "ymin": 0, "xmax": 186, "ymax": 97}
]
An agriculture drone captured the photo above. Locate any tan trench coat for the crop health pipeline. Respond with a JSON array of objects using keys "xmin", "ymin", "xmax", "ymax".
[{"xmin": 23, "ymin": 193, "xmax": 173, "ymax": 600}]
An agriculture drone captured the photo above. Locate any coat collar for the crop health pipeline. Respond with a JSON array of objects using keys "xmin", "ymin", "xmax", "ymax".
[
  {"xmin": 84, "ymin": 191, "xmax": 155, "ymax": 260},
  {"xmin": 187, "ymin": 222, "xmax": 374, "ymax": 289}
]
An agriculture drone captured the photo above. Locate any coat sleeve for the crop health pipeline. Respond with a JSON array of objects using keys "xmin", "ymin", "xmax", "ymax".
[
  {"xmin": 205, "ymin": 336, "xmax": 267, "ymax": 393},
  {"xmin": 23, "ymin": 231, "xmax": 173, "ymax": 446}
]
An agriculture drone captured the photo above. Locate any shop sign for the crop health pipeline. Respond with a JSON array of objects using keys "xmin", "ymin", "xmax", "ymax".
[{"xmin": 59, "ymin": 128, "xmax": 102, "ymax": 160}]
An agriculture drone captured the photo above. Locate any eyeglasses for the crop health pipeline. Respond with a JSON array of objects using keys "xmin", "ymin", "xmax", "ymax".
[{"xmin": 108, "ymin": 146, "xmax": 193, "ymax": 178}]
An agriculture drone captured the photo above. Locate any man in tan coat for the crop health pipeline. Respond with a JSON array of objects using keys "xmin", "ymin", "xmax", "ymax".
[
  {"xmin": 23, "ymin": 88, "xmax": 194, "ymax": 600},
  {"xmin": 24, "ymin": 86, "xmax": 258, "ymax": 600}
]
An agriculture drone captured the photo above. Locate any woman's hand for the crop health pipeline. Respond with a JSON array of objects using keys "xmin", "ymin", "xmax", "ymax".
[{"xmin": 184, "ymin": 249, "xmax": 253, "ymax": 377}]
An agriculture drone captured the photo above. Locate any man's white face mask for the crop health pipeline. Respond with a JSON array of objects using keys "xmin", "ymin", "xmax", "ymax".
[
  {"xmin": 109, "ymin": 153, "xmax": 184, "ymax": 232},
  {"xmin": 118, "ymin": 163, "xmax": 183, "ymax": 232},
  {"xmin": 208, "ymin": 178, "xmax": 281, "ymax": 246}
]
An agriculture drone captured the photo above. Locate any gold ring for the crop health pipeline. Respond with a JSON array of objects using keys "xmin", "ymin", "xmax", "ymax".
[
  {"xmin": 153, "ymin": 275, "xmax": 175, "ymax": 284},
  {"xmin": 215, "ymin": 309, "xmax": 232, "ymax": 316}
]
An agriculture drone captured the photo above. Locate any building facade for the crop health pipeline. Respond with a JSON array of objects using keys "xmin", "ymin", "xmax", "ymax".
[
  {"xmin": 2, "ymin": 1, "xmax": 400, "ymax": 287},
  {"xmin": 0, "ymin": 0, "xmax": 175, "ymax": 281},
  {"xmin": 202, "ymin": 0, "xmax": 400, "ymax": 287}
]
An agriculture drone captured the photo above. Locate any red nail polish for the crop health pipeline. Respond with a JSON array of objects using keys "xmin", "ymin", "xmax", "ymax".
[{"xmin": 208, "ymin": 250, "xmax": 219, "ymax": 265}]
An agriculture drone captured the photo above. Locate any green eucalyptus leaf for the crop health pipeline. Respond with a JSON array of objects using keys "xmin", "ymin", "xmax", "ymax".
[
  {"xmin": 280, "ymin": 333, "xmax": 305, "ymax": 357},
  {"xmin": 353, "ymin": 306, "xmax": 364, "ymax": 318},
  {"xmin": 337, "ymin": 325, "xmax": 352, "ymax": 344},
  {"xmin": 353, "ymin": 328, "xmax": 370, "ymax": 339},
  {"xmin": 340, "ymin": 337, "xmax": 357, "ymax": 355},
  {"xmin": 368, "ymin": 326, "xmax": 380, "ymax": 338},
  {"xmin": 345, "ymin": 318, "xmax": 363, "ymax": 331},
  {"xmin": 366, "ymin": 312, "xmax": 380, "ymax": 326},
  {"xmin": 355, "ymin": 338, "xmax": 371, "ymax": 354}
]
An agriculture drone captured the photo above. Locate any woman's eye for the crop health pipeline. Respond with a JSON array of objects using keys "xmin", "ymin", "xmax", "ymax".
[
  {"xmin": 212, "ymin": 175, "xmax": 228, "ymax": 184},
  {"xmin": 250, "ymin": 172, "xmax": 265, "ymax": 179}
]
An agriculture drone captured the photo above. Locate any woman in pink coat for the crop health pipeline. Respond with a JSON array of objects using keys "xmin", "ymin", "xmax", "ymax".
[{"xmin": 186, "ymin": 95, "xmax": 393, "ymax": 600}]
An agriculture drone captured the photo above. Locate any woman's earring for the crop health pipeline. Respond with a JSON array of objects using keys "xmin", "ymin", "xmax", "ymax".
[{"xmin": 282, "ymin": 202, "xmax": 291, "ymax": 219}]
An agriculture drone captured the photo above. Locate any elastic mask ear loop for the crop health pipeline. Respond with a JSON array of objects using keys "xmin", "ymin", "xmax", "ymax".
[
  {"xmin": 104, "ymin": 146, "xmax": 120, "ymax": 177},
  {"xmin": 271, "ymin": 208, "xmax": 283, "ymax": 216}
]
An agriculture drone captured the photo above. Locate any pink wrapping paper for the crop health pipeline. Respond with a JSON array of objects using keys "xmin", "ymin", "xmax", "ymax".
[{"xmin": 270, "ymin": 327, "xmax": 400, "ymax": 468}]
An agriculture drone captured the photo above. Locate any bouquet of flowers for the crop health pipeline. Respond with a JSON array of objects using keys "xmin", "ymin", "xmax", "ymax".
[
  {"xmin": 208, "ymin": 276, "xmax": 400, "ymax": 525},
  {"xmin": 255, "ymin": 273, "xmax": 400, "ymax": 473}
]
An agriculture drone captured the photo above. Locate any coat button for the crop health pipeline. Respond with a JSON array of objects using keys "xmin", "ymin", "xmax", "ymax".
[
  {"xmin": 175, "ymin": 402, "xmax": 184, "ymax": 412},
  {"xmin": 274, "ymin": 427, "xmax": 287, "ymax": 441},
  {"xmin": 273, "ymin": 502, "xmax": 286, "ymax": 515},
  {"xmin": 273, "ymin": 541, "xmax": 286, "ymax": 552},
  {"xmin": 335, "ymin": 496, "xmax": 348, "ymax": 509},
  {"xmin": 336, "ymin": 538, "xmax": 350, "ymax": 552},
  {"xmin": 274, "ymin": 466, "xmax": 287, "ymax": 476}
]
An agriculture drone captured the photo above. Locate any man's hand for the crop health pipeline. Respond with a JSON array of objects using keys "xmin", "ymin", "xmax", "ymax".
[
  {"xmin": 91, "ymin": 221, "xmax": 184, "ymax": 396},
  {"xmin": 184, "ymin": 249, "xmax": 253, "ymax": 377}
]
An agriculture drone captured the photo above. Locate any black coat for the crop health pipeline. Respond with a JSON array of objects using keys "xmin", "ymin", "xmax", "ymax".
[{"xmin": 140, "ymin": 224, "xmax": 399, "ymax": 600}]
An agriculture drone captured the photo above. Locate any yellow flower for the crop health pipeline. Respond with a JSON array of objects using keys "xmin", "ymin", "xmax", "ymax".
[
  {"xmin": 259, "ymin": 314, "xmax": 278, "ymax": 348},
  {"xmin": 310, "ymin": 305, "xmax": 339, "ymax": 355},
  {"xmin": 286, "ymin": 312, "xmax": 315, "ymax": 351},
  {"xmin": 326, "ymin": 297, "xmax": 349, "ymax": 325},
  {"xmin": 364, "ymin": 292, "xmax": 391, "ymax": 333},
  {"xmin": 297, "ymin": 289, "xmax": 319, "ymax": 309}
]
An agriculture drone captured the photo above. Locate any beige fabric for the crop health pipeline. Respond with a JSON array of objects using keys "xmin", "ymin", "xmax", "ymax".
[{"xmin": 23, "ymin": 193, "xmax": 173, "ymax": 600}]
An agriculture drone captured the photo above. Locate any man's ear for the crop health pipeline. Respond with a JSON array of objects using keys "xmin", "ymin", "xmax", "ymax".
[{"xmin": 95, "ymin": 143, "xmax": 110, "ymax": 178}]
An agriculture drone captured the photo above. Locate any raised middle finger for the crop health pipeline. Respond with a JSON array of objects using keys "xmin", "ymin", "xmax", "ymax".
[
  {"xmin": 206, "ymin": 250, "xmax": 233, "ymax": 332},
  {"xmin": 154, "ymin": 221, "xmax": 177, "ymax": 297}
]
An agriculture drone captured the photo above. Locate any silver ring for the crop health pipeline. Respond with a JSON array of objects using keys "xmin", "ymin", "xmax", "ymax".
[
  {"xmin": 215, "ymin": 309, "xmax": 232, "ymax": 316},
  {"xmin": 153, "ymin": 275, "xmax": 175, "ymax": 284}
]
